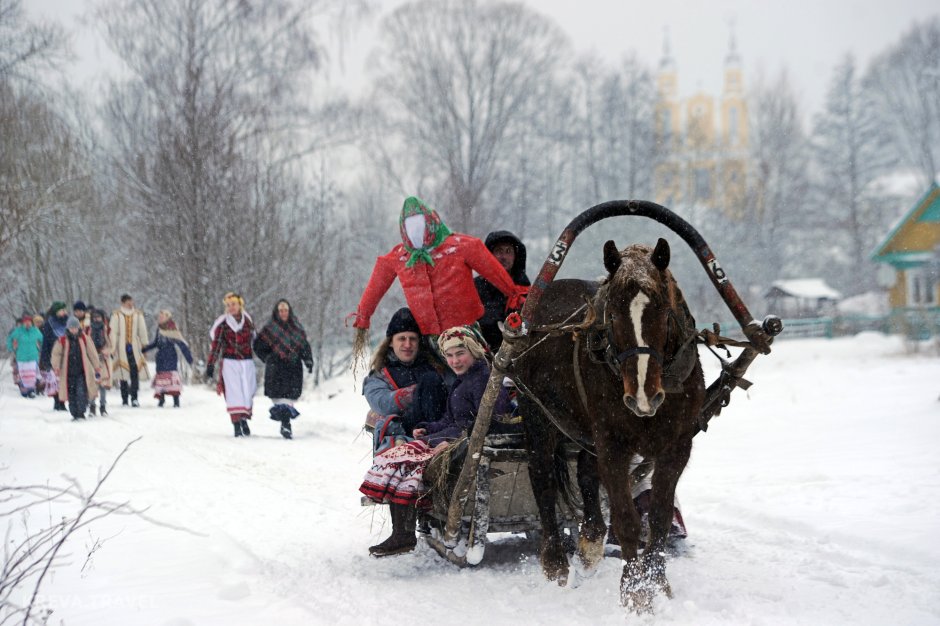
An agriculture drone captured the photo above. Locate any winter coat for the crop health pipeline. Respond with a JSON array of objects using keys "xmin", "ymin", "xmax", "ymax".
[
  {"xmin": 109, "ymin": 307, "xmax": 150, "ymax": 382},
  {"xmin": 86, "ymin": 317, "xmax": 113, "ymax": 388},
  {"xmin": 363, "ymin": 350, "xmax": 441, "ymax": 417},
  {"xmin": 50, "ymin": 333, "xmax": 100, "ymax": 402},
  {"xmin": 353, "ymin": 198, "xmax": 527, "ymax": 336},
  {"xmin": 142, "ymin": 330, "xmax": 193, "ymax": 374},
  {"xmin": 39, "ymin": 315, "xmax": 68, "ymax": 370},
  {"xmin": 416, "ymin": 359, "xmax": 513, "ymax": 447},
  {"xmin": 6, "ymin": 325, "xmax": 42, "ymax": 363},
  {"xmin": 253, "ymin": 319, "xmax": 313, "ymax": 401},
  {"xmin": 474, "ymin": 231, "xmax": 531, "ymax": 350}
]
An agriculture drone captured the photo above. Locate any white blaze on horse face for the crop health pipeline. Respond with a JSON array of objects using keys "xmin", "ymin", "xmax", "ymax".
[{"xmin": 629, "ymin": 292, "xmax": 653, "ymax": 413}]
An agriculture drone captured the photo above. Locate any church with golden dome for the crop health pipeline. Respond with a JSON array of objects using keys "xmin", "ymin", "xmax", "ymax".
[{"xmin": 653, "ymin": 31, "xmax": 749, "ymax": 216}]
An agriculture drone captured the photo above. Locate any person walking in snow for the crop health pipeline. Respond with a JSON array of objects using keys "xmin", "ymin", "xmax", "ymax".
[
  {"xmin": 72, "ymin": 300, "xmax": 91, "ymax": 331},
  {"xmin": 252, "ymin": 299, "xmax": 313, "ymax": 439},
  {"xmin": 50, "ymin": 316, "xmax": 101, "ymax": 421},
  {"xmin": 109, "ymin": 294, "xmax": 150, "ymax": 407},
  {"xmin": 205, "ymin": 292, "xmax": 257, "ymax": 437},
  {"xmin": 86, "ymin": 308, "xmax": 112, "ymax": 415},
  {"xmin": 39, "ymin": 302, "xmax": 70, "ymax": 411},
  {"xmin": 142, "ymin": 310, "xmax": 193, "ymax": 408},
  {"xmin": 7, "ymin": 314, "xmax": 42, "ymax": 397},
  {"xmin": 6, "ymin": 316, "xmax": 23, "ymax": 391},
  {"xmin": 362, "ymin": 307, "xmax": 446, "ymax": 445},
  {"xmin": 350, "ymin": 196, "xmax": 527, "ymax": 361},
  {"xmin": 360, "ymin": 326, "xmax": 517, "ymax": 557},
  {"xmin": 474, "ymin": 231, "xmax": 531, "ymax": 351}
]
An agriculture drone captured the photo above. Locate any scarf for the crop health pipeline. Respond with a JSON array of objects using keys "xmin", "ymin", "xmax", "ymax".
[
  {"xmin": 158, "ymin": 320, "xmax": 188, "ymax": 346},
  {"xmin": 209, "ymin": 312, "xmax": 253, "ymax": 340},
  {"xmin": 398, "ymin": 196, "xmax": 452, "ymax": 268},
  {"xmin": 48, "ymin": 315, "xmax": 68, "ymax": 339},
  {"xmin": 258, "ymin": 318, "xmax": 307, "ymax": 362}
]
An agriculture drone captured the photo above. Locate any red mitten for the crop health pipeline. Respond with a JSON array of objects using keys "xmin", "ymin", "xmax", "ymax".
[{"xmin": 393, "ymin": 384, "xmax": 417, "ymax": 410}]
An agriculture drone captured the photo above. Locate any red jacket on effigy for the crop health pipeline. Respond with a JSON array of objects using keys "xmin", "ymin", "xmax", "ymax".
[{"xmin": 353, "ymin": 200, "xmax": 527, "ymax": 336}]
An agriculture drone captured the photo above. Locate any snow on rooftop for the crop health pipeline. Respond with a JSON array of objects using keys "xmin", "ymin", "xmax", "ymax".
[{"xmin": 770, "ymin": 278, "xmax": 842, "ymax": 300}]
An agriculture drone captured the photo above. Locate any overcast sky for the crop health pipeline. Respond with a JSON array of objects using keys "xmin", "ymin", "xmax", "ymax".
[{"xmin": 27, "ymin": 0, "xmax": 940, "ymax": 118}]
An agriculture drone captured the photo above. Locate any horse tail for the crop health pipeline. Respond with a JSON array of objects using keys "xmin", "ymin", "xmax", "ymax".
[{"xmin": 553, "ymin": 443, "xmax": 580, "ymax": 512}]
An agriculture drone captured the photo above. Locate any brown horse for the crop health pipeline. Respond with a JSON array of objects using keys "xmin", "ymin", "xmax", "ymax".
[{"xmin": 515, "ymin": 238, "xmax": 705, "ymax": 610}]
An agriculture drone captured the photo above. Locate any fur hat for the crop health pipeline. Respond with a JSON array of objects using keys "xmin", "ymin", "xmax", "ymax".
[
  {"xmin": 385, "ymin": 307, "xmax": 421, "ymax": 338},
  {"xmin": 66, "ymin": 316, "xmax": 81, "ymax": 330},
  {"xmin": 438, "ymin": 326, "xmax": 486, "ymax": 359}
]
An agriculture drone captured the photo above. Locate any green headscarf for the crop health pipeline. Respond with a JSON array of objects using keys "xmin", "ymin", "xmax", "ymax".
[{"xmin": 399, "ymin": 196, "xmax": 452, "ymax": 267}]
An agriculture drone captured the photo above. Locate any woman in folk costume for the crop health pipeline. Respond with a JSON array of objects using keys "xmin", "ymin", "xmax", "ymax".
[
  {"xmin": 50, "ymin": 316, "xmax": 101, "ymax": 421},
  {"xmin": 206, "ymin": 292, "xmax": 257, "ymax": 437},
  {"xmin": 252, "ymin": 299, "xmax": 313, "ymax": 440},
  {"xmin": 350, "ymin": 196, "xmax": 528, "ymax": 360},
  {"xmin": 109, "ymin": 294, "xmax": 150, "ymax": 407},
  {"xmin": 7, "ymin": 314, "xmax": 43, "ymax": 397},
  {"xmin": 360, "ymin": 327, "xmax": 515, "ymax": 557},
  {"xmin": 86, "ymin": 308, "xmax": 112, "ymax": 416},
  {"xmin": 142, "ymin": 310, "xmax": 194, "ymax": 408},
  {"xmin": 39, "ymin": 302, "xmax": 70, "ymax": 411}
]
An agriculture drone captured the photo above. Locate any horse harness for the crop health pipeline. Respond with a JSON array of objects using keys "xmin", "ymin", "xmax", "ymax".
[{"xmin": 508, "ymin": 281, "xmax": 749, "ymax": 455}]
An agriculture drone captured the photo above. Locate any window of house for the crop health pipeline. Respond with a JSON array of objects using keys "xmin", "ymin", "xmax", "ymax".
[{"xmin": 907, "ymin": 267, "xmax": 937, "ymax": 305}]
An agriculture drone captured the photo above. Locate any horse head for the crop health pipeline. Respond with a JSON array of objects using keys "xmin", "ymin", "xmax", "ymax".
[{"xmin": 602, "ymin": 238, "xmax": 674, "ymax": 417}]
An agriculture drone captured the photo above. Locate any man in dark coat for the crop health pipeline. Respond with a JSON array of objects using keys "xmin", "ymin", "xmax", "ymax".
[{"xmin": 474, "ymin": 231, "xmax": 530, "ymax": 350}]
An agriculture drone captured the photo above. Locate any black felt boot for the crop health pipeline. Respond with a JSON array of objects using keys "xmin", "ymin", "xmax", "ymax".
[
  {"xmin": 158, "ymin": 394, "xmax": 165, "ymax": 407},
  {"xmin": 240, "ymin": 419, "xmax": 250, "ymax": 436},
  {"xmin": 280, "ymin": 418, "xmax": 292, "ymax": 440},
  {"xmin": 369, "ymin": 504, "xmax": 418, "ymax": 557}
]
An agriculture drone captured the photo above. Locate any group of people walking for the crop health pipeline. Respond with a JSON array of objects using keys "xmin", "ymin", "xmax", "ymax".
[
  {"xmin": 205, "ymin": 294, "xmax": 314, "ymax": 439},
  {"xmin": 5, "ymin": 296, "xmax": 192, "ymax": 421}
]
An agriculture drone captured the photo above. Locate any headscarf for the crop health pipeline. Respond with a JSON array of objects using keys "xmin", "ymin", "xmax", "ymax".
[
  {"xmin": 258, "ymin": 299, "xmax": 308, "ymax": 361},
  {"xmin": 398, "ymin": 196, "xmax": 452, "ymax": 268},
  {"xmin": 438, "ymin": 326, "xmax": 487, "ymax": 359}
]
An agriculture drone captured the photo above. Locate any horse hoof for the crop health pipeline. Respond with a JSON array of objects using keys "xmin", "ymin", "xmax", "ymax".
[
  {"xmin": 576, "ymin": 534, "xmax": 605, "ymax": 573},
  {"xmin": 621, "ymin": 587, "xmax": 655, "ymax": 613},
  {"xmin": 540, "ymin": 545, "xmax": 570, "ymax": 586}
]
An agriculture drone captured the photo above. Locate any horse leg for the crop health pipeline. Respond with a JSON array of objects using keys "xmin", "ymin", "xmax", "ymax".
[
  {"xmin": 645, "ymin": 440, "xmax": 693, "ymax": 599},
  {"xmin": 524, "ymin": 417, "xmax": 569, "ymax": 584},
  {"xmin": 594, "ymin": 440, "xmax": 650, "ymax": 610},
  {"xmin": 575, "ymin": 449, "xmax": 606, "ymax": 572}
]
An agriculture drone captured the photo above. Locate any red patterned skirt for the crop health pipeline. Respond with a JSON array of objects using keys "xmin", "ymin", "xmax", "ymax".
[
  {"xmin": 359, "ymin": 440, "xmax": 436, "ymax": 507},
  {"xmin": 152, "ymin": 371, "xmax": 183, "ymax": 396}
]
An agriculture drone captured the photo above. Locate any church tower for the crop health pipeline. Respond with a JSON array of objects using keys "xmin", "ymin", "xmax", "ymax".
[
  {"xmin": 720, "ymin": 25, "xmax": 748, "ymax": 214},
  {"xmin": 654, "ymin": 29, "xmax": 683, "ymax": 207}
]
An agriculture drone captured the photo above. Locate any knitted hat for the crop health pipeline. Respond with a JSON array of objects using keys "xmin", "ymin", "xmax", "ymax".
[
  {"xmin": 438, "ymin": 326, "xmax": 486, "ymax": 359},
  {"xmin": 73, "ymin": 300, "xmax": 87, "ymax": 312},
  {"xmin": 21, "ymin": 313, "xmax": 32, "ymax": 323},
  {"xmin": 66, "ymin": 316, "xmax": 81, "ymax": 330},
  {"xmin": 385, "ymin": 307, "xmax": 421, "ymax": 338}
]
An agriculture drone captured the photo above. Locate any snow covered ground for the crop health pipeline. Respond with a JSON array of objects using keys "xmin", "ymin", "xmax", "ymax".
[{"xmin": 2, "ymin": 333, "xmax": 940, "ymax": 625}]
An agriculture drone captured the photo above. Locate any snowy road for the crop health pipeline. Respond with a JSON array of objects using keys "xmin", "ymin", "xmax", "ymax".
[{"xmin": 2, "ymin": 334, "xmax": 939, "ymax": 625}]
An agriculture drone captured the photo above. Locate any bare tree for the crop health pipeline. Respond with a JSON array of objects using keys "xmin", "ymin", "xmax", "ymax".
[
  {"xmin": 810, "ymin": 55, "xmax": 897, "ymax": 294},
  {"xmin": 864, "ymin": 17, "xmax": 940, "ymax": 185},
  {"xmin": 96, "ymin": 0, "xmax": 357, "ymax": 362},
  {"xmin": 367, "ymin": 0, "xmax": 569, "ymax": 232},
  {"xmin": 0, "ymin": 0, "xmax": 66, "ymax": 84}
]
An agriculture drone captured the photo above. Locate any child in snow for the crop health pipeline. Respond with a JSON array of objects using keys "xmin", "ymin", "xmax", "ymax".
[
  {"xmin": 7, "ymin": 314, "xmax": 42, "ymax": 397},
  {"xmin": 206, "ymin": 292, "xmax": 257, "ymax": 437},
  {"xmin": 350, "ymin": 196, "xmax": 527, "ymax": 361},
  {"xmin": 51, "ymin": 316, "xmax": 101, "ymax": 421},
  {"xmin": 360, "ymin": 326, "xmax": 516, "ymax": 557},
  {"xmin": 252, "ymin": 299, "xmax": 313, "ymax": 439},
  {"xmin": 142, "ymin": 310, "xmax": 194, "ymax": 408}
]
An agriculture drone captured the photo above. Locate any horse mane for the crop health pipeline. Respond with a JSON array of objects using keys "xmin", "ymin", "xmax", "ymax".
[{"xmin": 607, "ymin": 244, "xmax": 676, "ymax": 309}]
